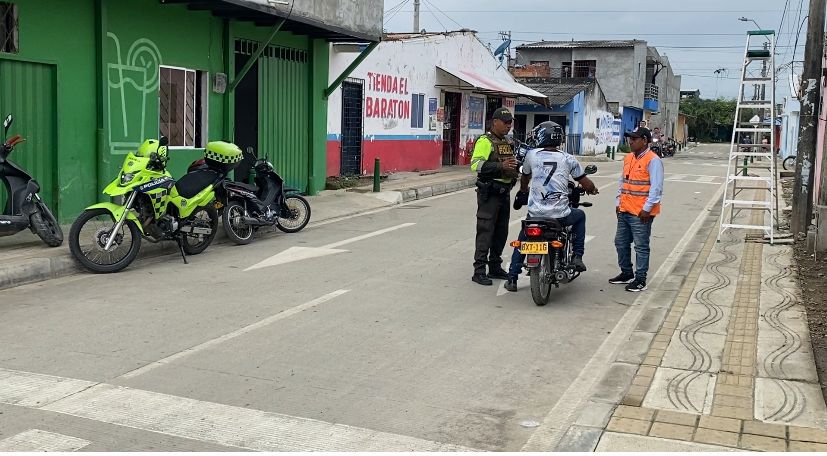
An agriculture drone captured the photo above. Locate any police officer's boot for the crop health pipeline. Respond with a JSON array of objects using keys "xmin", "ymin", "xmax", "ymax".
[{"xmin": 472, "ymin": 273, "xmax": 493, "ymax": 286}]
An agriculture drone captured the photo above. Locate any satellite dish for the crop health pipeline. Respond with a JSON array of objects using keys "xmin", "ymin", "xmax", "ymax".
[{"xmin": 494, "ymin": 39, "xmax": 511, "ymax": 57}]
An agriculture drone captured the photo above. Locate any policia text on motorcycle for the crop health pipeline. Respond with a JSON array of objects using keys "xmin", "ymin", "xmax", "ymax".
[{"xmin": 470, "ymin": 107, "xmax": 518, "ymax": 286}]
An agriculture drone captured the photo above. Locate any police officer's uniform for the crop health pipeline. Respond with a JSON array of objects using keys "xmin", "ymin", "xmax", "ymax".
[{"xmin": 470, "ymin": 108, "xmax": 518, "ymax": 284}]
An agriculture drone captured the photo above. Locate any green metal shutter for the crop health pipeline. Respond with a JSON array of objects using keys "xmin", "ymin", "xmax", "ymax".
[
  {"xmin": 0, "ymin": 59, "xmax": 57, "ymax": 214},
  {"xmin": 258, "ymin": 45, "xmax": 309, "ymax": 192}
]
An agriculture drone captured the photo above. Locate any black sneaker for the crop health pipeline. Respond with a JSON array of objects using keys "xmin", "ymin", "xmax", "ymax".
[
  {"xmin": 487, "ymin": 267, "xmax": 509, "ymax": 280},
  {"xmin": 504, "ymin": 279, "xmax": 518, "ymax": 292},
  {"xmin": 472, "ymin": 273, "xmax": 493, "ymax": 286},
  {"xmin": 609, "ymin": 272, "xmax": 635, "ymax": 284},
  {"xmin": 625, "ymin": 279, "xmax": 648, "ymax": 292},
  {"xmin": 571, "ymin": 255, "xmax": 587, "ymax": 272}
]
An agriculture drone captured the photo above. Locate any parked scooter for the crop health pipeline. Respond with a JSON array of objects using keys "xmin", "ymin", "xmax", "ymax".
[
  {"xmin": 189, "ymin": 147, "xmax": 310, "ymax": 245},
  {"xmin": 0, "ymin": 113, "xmax": 63, "ymax": 247},
  {"xmin": 509, "ymin": 164, "xmax": 597, "ymax": 306}
]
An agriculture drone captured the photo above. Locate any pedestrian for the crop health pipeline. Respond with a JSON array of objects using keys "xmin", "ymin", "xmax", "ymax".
[
  {"xmin": 505, "ymin": 121, "xmax": 598, "ymax": 292},
  {"xmin": 609, "ymin": 127, "xmax": 664, "ymax": 292},
  {"xmin": 470, "ymin": 107, "xmax": 519, "ymax": 286}
]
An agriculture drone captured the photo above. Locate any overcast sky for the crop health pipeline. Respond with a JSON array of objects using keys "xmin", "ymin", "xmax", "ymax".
[{"xmin": 382, "ymin": 0, "xmax": 807, "ymax": 102}]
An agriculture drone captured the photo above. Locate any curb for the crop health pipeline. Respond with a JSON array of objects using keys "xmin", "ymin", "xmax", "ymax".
[{"xmin": 0, "ymin": 176, "xmax": 479, "ymax": 292}]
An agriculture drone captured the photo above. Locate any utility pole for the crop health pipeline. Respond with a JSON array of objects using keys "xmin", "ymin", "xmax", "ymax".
[
  {"xmin": 413, "ymin": 0, "xmax": 420, "ymax": 33},
  {"xmin": 791, "ymin": 0, "xmax": 826, "ymax": 236}
]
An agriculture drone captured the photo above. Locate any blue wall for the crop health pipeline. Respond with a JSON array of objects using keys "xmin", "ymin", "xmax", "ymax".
[{"xmin": 621, "ymin": 106, "xmax": 644, "ymax": 143}]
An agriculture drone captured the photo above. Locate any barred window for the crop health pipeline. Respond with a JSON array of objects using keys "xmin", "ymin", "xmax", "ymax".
[
  {"xmin": 159, "ymin": 66, "xmax": 207, "ymax": 148},
  {"xmin": 0, "ymin": 2, "xmax": 18, "ymax": 54}
]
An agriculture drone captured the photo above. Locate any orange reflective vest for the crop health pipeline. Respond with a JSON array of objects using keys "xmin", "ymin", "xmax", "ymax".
[{"xmin": 620, "ymin": 150, "xmax": 661, "ymax": 216}]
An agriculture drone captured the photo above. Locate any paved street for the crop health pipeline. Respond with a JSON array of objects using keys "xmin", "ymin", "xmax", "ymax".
[{"xmin": 0, "ymin": 146, "xmax": 732, "ymax": 451}]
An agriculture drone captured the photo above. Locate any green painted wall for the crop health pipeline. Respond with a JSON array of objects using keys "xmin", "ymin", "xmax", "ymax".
[
  {"xmin": 100, "ymin": 0, "xmax": 227, "ymax": 182},
  {"xmin": 2, "ymin": 0, "xmax": 333, "ymax": 224},
  {"xmin": 1, "ymin": 0, "xmax": 97, "ymax": 222}
]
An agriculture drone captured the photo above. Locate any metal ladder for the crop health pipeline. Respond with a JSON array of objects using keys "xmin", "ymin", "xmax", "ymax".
[{"xmin": 718, "ymin": 29, "xmax": 778, "ymax": 244}]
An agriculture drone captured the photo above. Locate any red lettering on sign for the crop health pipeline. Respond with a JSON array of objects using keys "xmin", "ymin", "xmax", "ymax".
[{"xmin": 366, "ymin": 97, "xmax": 373, "ymax": 117}]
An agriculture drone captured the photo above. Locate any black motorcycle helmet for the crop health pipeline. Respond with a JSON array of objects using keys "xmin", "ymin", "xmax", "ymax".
[{"xmin": 531, "ymin": 121, "xmax": 564, "ymax": 148}]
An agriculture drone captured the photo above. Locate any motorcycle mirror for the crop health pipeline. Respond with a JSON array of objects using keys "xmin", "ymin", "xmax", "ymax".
[
  {"xmin": 159, "ymin": 136, "xmax": 169, "ymax": 147},
  {"xmin": 3, "ymin": 114, "xmax": 12, "ymax": 134},
  {"xmin": 584, "ymin": 165, "xmax": 598, "ymax": 175}
]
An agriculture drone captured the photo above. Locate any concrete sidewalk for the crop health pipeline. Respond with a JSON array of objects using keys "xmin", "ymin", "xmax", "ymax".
[
  {"xmin": 550, "ymin": 168, "xmax": 827, "ymax": 452},
  {"xmin": 0, "ymin": 167, "xmax": 477, "ymax": 291}
]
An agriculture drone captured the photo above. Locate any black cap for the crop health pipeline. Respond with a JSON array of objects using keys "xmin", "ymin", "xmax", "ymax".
[
  {"xmin": 625, "ymin": 127, "xmax": 652, "ymax": 142},
  {"xmin": 491, "ymin": 107, "xmax": 513, "ymax": 122}
]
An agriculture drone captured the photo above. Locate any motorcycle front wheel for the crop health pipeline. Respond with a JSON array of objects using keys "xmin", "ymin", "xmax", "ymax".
[
  {"xmin": 182, "ymin": 205, "xmax": 218, "ymax": 255},
  {"xmin": 529, "ymin": 254, "xmax": 553, "ymax": 306},
  {"xmin": 30, "ymin": 199, "xmax": 64, "ymax": 247},
  {"xmin": 276, "ymin": 195, "xmax": 311, "ymax": 233},
  {"xmin": 69, "ymin": 208, "xmax": 141, "ymax": 273},
  {"xmin": 222, "ymin": 201, "xmax": 254, "ymax": 245},
  {"xmin": 783, "ymin": 156, "xmax": 796, "ymax": 171}
]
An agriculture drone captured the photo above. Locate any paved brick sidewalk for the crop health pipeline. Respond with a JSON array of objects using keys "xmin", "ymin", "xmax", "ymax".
[{"xmin": 551, "ymin": 172, "xmax": 827, "ymax": 451}]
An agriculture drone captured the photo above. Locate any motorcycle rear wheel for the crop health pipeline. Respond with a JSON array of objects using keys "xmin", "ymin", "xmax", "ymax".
[
  {"xmin": 276, "ymin": 195, "xmax": 311, "ymax": 233},
  {"xmin": 182, "ymin": 205, "xmax": 218, "ymax": 255},
  {"xmin": 69, "ymin": 208, "xmax": 141, "ymax": 273},
  {"xmin": 30, "ymin": 199, "xmax": 63, "ymax": 247},
  {"xmin": 529, "ymin": 255, "xmax": 552, "ymax": 306},
  {"xmin": 222, "ymin": 201, "xmax": 254, "ymax": 245}
]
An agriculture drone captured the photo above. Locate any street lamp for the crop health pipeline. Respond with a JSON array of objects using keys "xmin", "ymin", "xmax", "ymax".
[{"xmin": 738, "ymin": 17, "xmax": 763, "ymax": 30}]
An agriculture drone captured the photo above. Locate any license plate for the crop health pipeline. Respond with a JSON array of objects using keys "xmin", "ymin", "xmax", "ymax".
[{"xmin": 520, "ymin": 242, "xmax": 548, "ymax": 255}]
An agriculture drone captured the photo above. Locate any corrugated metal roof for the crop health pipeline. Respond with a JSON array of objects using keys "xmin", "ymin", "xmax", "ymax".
[
  {"xmin": 515, "ymin": 78, "xmax": 594, "ymax": 106},
  {"xmin": 517, "ymin": 39, "xmax": 644, "ymax": 49}
]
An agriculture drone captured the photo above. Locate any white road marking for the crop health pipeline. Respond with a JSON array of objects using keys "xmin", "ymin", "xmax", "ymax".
[
  {"xmin": 119, "ymin": 290, "xmax": 350, "ymax": 379},
  {"xmin": 0, "ymin": 368, "xmax": 96, "ymax": 407},
  {"xmin": 697, "ymin": 176, "xmax": 716, "ymax": 183},
  {"xmin": 521, "ymin": 181, "xmax": 728, "ymax": 451},
  {"xmin": 245, "ymin": 223, "xmax": 416, "ymax": 271},
  {"xmin": 0, "ymin": 368, "xmax": 473, "ymax": 452},
  {"xmin": 667, "ymin": 174, "xmax": 688, "ymax": 180},
  {"xmin": 0, "ymin": 429, "xmax": 90, "ymax": 452},
  {"xmin": 497, "ymin": 235, "xmax": 596, "ymax": 297}
]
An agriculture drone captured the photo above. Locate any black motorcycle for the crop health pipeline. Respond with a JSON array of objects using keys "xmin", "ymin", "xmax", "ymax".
[
  {"xmin": 190, "ymin": 148, "xmax": 310, "ymax": 245},
  {"xmin": 511, "ymin": 164, "xmax": 597, "ymax": 306},
  {"xmin": 0, "ymin": 114, "xmax": 63, "ymax": 247}
]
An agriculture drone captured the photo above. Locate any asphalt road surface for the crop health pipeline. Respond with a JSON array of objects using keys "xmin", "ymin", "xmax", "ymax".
[{"xmin": 0, "ymin": 145, "xmax": 731, "ymax": 451}]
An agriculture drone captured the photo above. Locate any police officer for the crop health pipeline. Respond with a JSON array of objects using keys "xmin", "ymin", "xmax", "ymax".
[{"xmin": 470, "ymin": 107, "xmax": 518, "ymax": 286}]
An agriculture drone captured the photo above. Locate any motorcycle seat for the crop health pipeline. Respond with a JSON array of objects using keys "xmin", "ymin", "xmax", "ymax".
[{"xmin": 176, "ymin": 169, "xmax": 220, "ymax": 199}]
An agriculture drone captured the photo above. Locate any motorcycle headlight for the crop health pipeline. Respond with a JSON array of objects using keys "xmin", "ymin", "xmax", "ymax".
[{"xmin": 120, "ymin": 173, "xmax": 135, "ymax": 185}]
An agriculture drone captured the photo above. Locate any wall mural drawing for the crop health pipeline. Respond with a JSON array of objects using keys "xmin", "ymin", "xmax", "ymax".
[{"xmin": 107, "ymin": 32, "xmax": 162, "ymax": 155}]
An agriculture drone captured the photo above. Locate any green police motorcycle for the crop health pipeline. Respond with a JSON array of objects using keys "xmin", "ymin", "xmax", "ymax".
[{"xmin": 68, "ymin": 137, "xmax": 242, "ymax": 273}]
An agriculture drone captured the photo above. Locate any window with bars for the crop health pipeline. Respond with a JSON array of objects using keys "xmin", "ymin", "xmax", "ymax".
[
  {"xmin": 411, "ymin": 93, "xmax": 425, "ymax": 129},
  {"xmin": 0, "ymin": 2, "xmax": 18, "ymax": 54},
  {"xmin": 159, "ymin": 66, "xmax": 207, "ymax": 148}
]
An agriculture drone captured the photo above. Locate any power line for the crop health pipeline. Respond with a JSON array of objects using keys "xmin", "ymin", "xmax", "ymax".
[
  {"xmin": 391, "ymin": 9, "xmax": 798, "ymax": 13},
  {"xmin": 384, "ymin": 0, "xmax": 411, "ymax": 25},
  {"xmin": 478, "ymin": 31, "xmax": 798, "ymax": 37},
  {"xmin": 421, "ymin": 0, "xmax": 448, "ymax": 32},
  {"xmin": 423, "ymin": 0, "xmax": 465, "ymax": 30}
]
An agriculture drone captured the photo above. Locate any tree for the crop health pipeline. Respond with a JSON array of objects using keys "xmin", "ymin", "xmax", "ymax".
[{"xmin": 680, "ymin": 97, "xmax": 737, "ymax": 142}]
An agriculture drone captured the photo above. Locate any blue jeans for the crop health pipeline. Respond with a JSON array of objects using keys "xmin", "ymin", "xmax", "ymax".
[
  {"xmin": 615, "ymin": 211, "xmax": 654, "ymax": 282},
  {"xmin": 508, "ymin": 208, "xmax": 586, "ymax": 280}
]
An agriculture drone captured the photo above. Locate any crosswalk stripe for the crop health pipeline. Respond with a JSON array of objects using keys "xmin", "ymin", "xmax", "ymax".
[
  {"xmin": 0, "ymin": 368, "xmax": 474, "ymax": 452},
  {"xmin": 668, "ymin": 174, "xmax": 688, "ymax": 180},
  {"xmin": 0, "ymin": 430, "xmax": 90, "ymax": 452}
]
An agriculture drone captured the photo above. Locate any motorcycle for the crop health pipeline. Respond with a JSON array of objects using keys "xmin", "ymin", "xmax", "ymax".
[
  {"xmin": 68, "ymin": 137, "xmax": 242, "ymax": 273},
  {"xmin": 650, "ymin": 138, "xmax": 663, "ymax": 158},
  {"xmin": 188, "ymin": 147, "xmax": 310, "ymax": 245},
  {"xmin": 510, "ymin": 164, "xmax": 597, "ymax": 306},
  {"xmin": 0, "ymin": 113, "xmax": 63, "ymax": 247},
  {"xmin": 663, "ymin": 138, "xmax": 676, "ymax": 157}
]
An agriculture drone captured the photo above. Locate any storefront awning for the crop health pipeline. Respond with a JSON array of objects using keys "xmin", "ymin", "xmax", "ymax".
[{"xmin": 436, "ymin": 66, "xmax": 548, "ymax": 106}]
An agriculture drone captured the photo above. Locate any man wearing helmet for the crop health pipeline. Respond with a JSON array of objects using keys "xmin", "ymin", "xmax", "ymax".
[{"xmin": 505, "ymin": 121, "xmax": 598, "ymax": 292}]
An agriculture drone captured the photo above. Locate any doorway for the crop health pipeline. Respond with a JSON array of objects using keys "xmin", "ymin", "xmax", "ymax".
[
  {"xmin": 233, "ymin": 52, "xmax": 259, "ymax": 183},
  {"xmin": 340, "ymin": 79, "xmax": 364, "ymax": 176},
  {"xmin": 442, "ymin": 92, "xmax": 461, "ymax": 165}
]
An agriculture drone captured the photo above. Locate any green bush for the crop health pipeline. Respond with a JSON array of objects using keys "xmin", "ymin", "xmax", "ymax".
[{"xmin": 618, "ymin": 143, "xmax": 631, "ymax": 153}]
